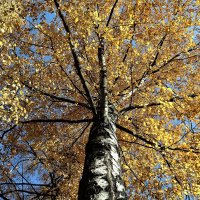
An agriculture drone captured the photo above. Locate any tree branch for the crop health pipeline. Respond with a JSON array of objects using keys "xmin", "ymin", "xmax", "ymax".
[
  {"xmin": 21, "ymin": 118, "xmax": 93, "ymax": 124},
  {"xmin": 0, "ymin": 183, "xmax": 52, "ymax": 187},
  {"xmin": 54, "ymin": 0, "xmax": 96, "ymax": 115},
  {"xmin": 106, "ymin": 0, "xmax": 118, "ymax": 27},
  {"xmin": 150, "ymin": 42, "xmax": 200, "ymax": 74},
  {"xmin": 149, "ymin": 34, "xmax": 167, "ymax": 67},
  {"xmin": 0, "ymin": 194, "xmax": 9, "ymax": 200},
  {"xmin": 1, "ymin": 189, "xmax": 53, "ymax": 196},
  {"xmin": 0, "ymin": 125, "xmax": 17, "ymax": 140},
  {"xmin": 159, "ymin": 152, "xmax": 182, "ymax": 186},
  {"xmin": 116, "ymin": 42, "xmax": 199, "ymax": 106},
  {"xmin": 69, "ymin": 122, "xmax": 91, "ymax": 149},
  {"xmin": 23, "ymin": 82, "xmax": 91, "ymax": 109},
  {"xmin": 167, "ymin": 147, "xmax": 200, "ymax": 154},
  {"xmin": 116, "ymin": 124, "xmax": 156, "ymax": 147},
  {"xmin": 119, "ymin": 94, "xmax": 198, "ymax": 114}
]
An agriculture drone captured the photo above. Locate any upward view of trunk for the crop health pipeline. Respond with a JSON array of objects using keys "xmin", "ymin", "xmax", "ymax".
[{"xmin": 78, "ymin": 105, "xmax": 126, "ymax": 200}]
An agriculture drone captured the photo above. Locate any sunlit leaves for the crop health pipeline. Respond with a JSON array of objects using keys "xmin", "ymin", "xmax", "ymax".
[
  {"xmin": 0, "ymin": 80, "xmax": 28, "ymax": 124},
  {"xmin": 0, "ymin": 0, "xmax": 199, "ymax": 199}
]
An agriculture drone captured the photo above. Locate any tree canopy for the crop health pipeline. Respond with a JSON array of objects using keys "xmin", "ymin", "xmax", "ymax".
[{"xmin": 0, "ymin": 0, "xmax": 200, "ymax": 199}]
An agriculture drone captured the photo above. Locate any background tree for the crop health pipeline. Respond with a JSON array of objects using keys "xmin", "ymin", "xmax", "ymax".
[{"xmin": 0, "ymin": 0, "xmax": 200, "ymax": 199}]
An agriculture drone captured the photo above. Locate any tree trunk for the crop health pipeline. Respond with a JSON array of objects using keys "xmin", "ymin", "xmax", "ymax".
[{"xmin": 78, "ymin": 105, "xmax": 127, "ymax": 200}]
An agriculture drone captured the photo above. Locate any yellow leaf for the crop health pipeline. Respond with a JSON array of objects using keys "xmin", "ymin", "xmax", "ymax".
[
  {"xmin": 75, "ymin": 17, "xmax": 79, "ymax": 23},
  {"xmin": 167, "ymin": 88, "xmax": 173, "ymax": 93}
]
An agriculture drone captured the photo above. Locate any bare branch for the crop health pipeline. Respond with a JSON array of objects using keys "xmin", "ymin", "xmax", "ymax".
[
  {"xmin": 150, "ymin": 42, "xmax": 200, "ymax": 74},
  {"xmin": 0, "ymin": 194, "xmax": 9, "ymax": 200},
  {"xmin": 106, "ymin": 0, "xmax": 118, "ymax": 27},
  {"xmin": 0, "ymin": 183, "xmax": 52, "ymax": 187},
  {"xmin": 0, "ymin": 125, "xmax": 17, "ymax": 140},
  {"xmin": 69, "ymin": 122, "xmax": 91, "ymax": 149},
  {"xmin": 116, "ymin": 42, "xmax": 199, "ymax": 106},
  {"xmin": 54, "ymin": 0, "xmax": 96, "ymax": 115},
  {"xmin": 159, "ymin": 152, "xmax": 182, "ymax": 186},
  {"xmin": 23, "ymin": 82, "xmax": 91, "ymax": 109},
  {"xmin": 167, "ymin": 147, "xmax": 200, "ymax": 154},
  {"xmin": 116, "ymin": 124, "xmax": 156, "ymax": 146},
  {"xmin": 21, "ymin": 118, "xmax": 93, "ymax": 124},
  {"xmin": 119, "ymin": 92, "xmax": 198, "ymax": 114},
  {"xmin": 149, "ymin": 34, "xmax": 167, "ymax": 67}
]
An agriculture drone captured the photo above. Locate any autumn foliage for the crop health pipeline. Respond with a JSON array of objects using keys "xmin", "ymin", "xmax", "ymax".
[{"xmin": 0, "ymin": 0, "xmax": 200, "ymax": 199}]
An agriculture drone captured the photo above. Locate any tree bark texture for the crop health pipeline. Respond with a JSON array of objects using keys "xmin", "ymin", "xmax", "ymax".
[{"xmin": 78, "ymin": 106, "xmax": 127, "ymax": 200}]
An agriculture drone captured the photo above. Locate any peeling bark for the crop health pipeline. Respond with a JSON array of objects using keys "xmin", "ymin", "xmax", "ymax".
[{"xmin": 78, "ymin": 105, "xmax": 127, "ymax": 200}]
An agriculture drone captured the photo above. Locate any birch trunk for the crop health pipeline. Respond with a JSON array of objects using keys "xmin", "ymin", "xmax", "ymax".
[{"xmin": 78, "ymin": 106, "xmax": 126, "ymax": 200}]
